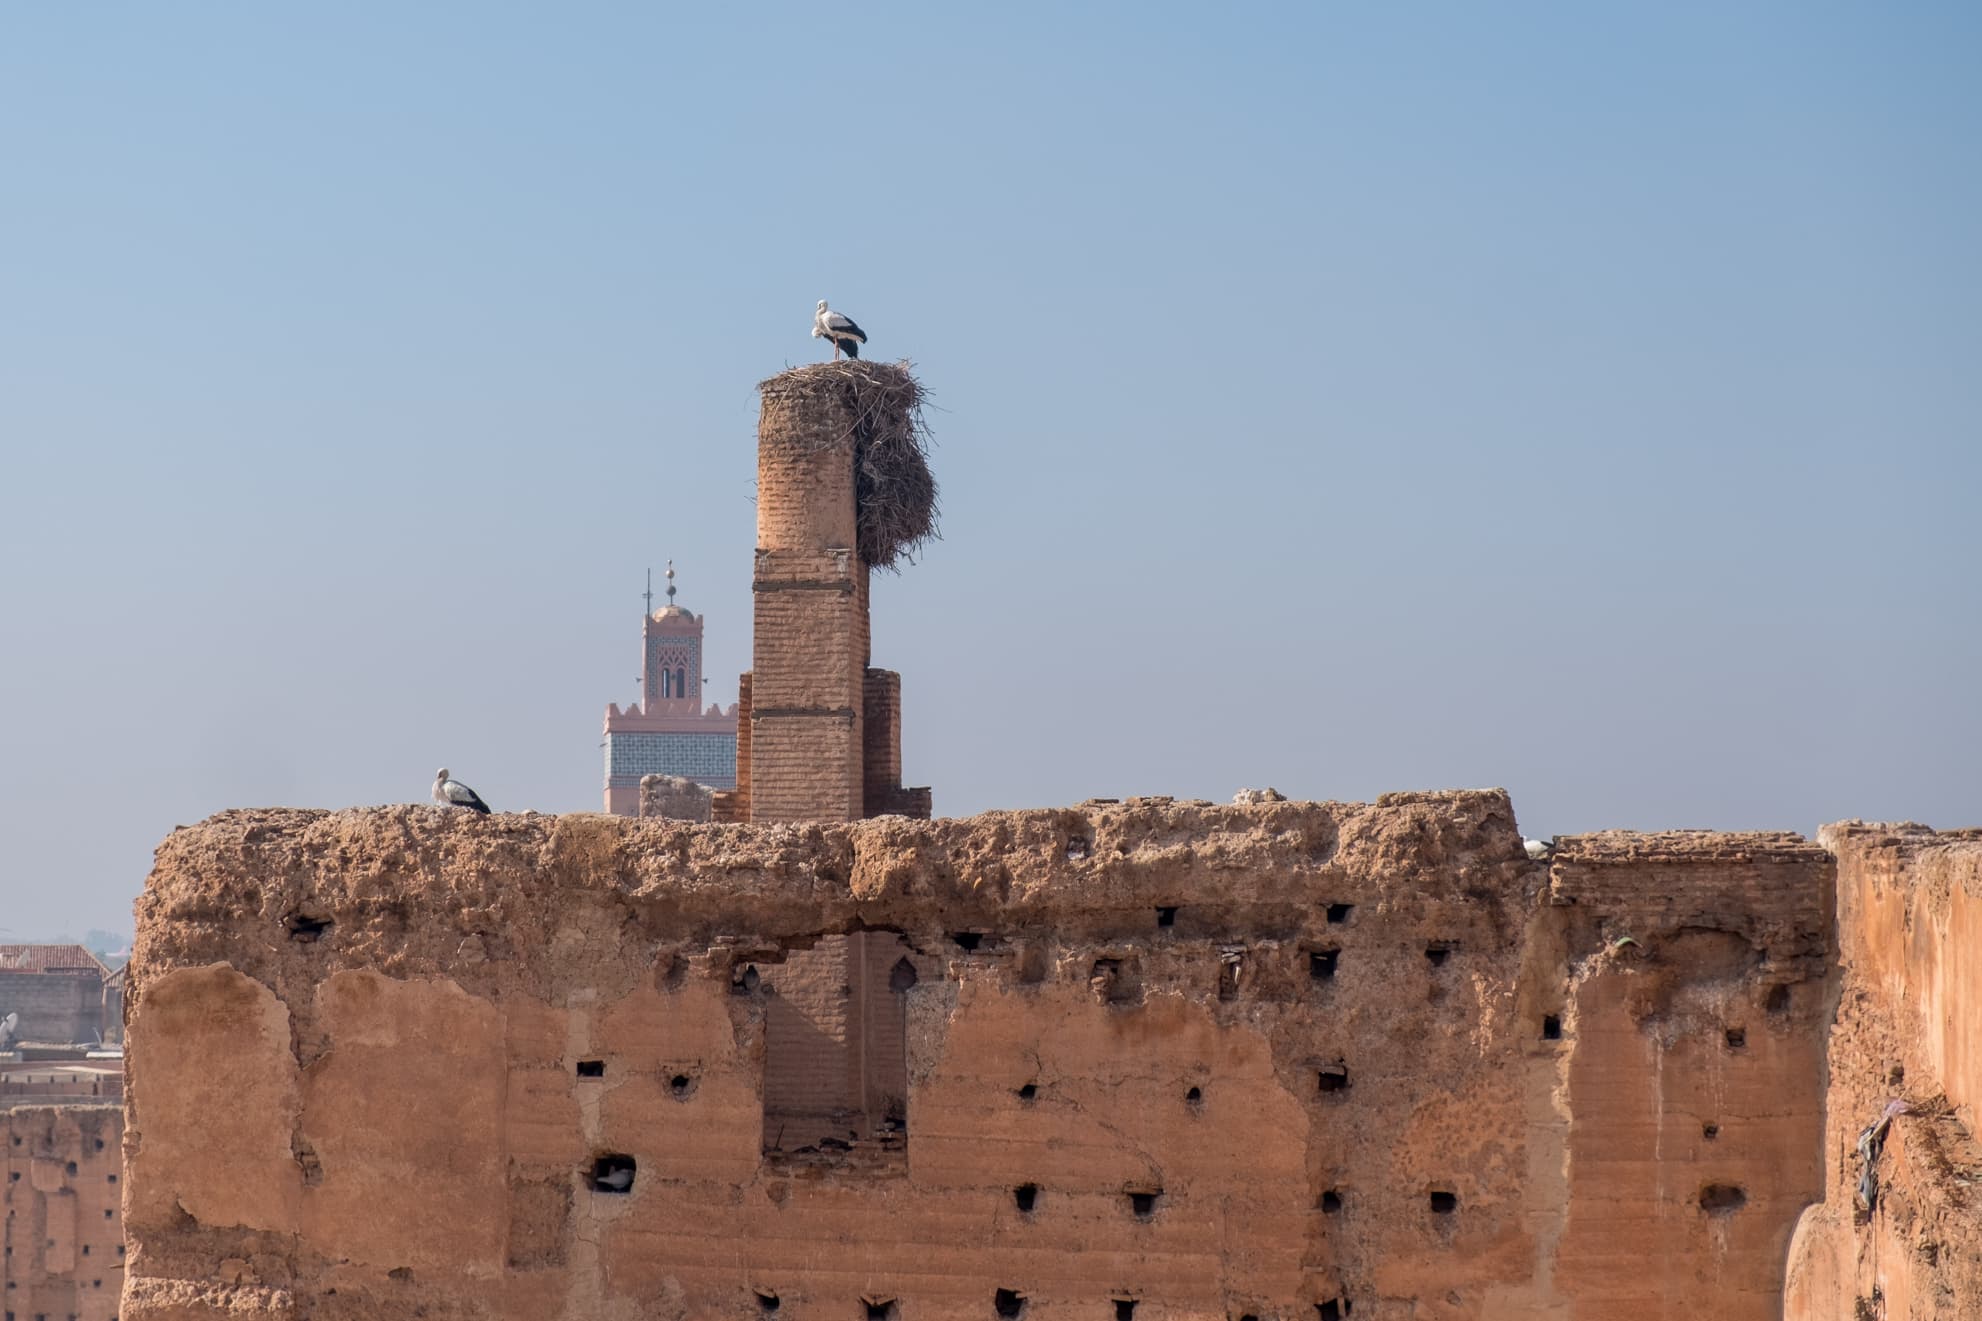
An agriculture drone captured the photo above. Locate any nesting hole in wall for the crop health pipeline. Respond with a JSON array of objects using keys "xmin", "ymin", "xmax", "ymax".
[
  {"xmin": 1015, "ymin": 1082, "xmax": 1038, "ymax": 1103},
  {"xmin": 1542, "ymin": 1015, "xmax": 1562, "ymax": 1040},
  {"xmin": 1127, "ymin": 1189, "xmax": 1162, "ymax": 1219},
  {"xmin": 1013, "ymin": 1183, "xmax": 1038, "ymax": 1213},
  {"xmin": 1308, "ymin": 949, "xmax": 1339, "ymax": 981},
  {"xmin": 753, "ymin": 1288, "xmax": 780, "ymax": 1312},
  {"xmin": 1090, "ymin": 958, "xmax": 1138, "ymax": 1004},
  {"xmin": 1318, "ymin": 1301, "xmax": 1352, "ymax": 1320},
  {"xmin": 1319, "ymin": 1189, "xmax": 1343, "ymax": 1213},
  {"xmin": 889, "ymin": 957, "xmax": 919, "ymax": 991},
  {"xmin": 589, "ymin": 1154, "xmax": 637, "ymax": 1194},
  {"xmin": 1317, "ymin": 1065, "xmax": 1350, "ymax": 1094},
  {"xmin": 1888, "ymin": 1064, "xmax": 1905, "ymax": 1087},
  {"xmin": 1066, "ymin": 834, "xmax": 1091, "ymax": 862},
  {"xmin": 668, "ymin": 1073, "xmax": 697, "ymax": 1100},
  {"xmin": 1424, "ymin": 942, "xmax": 1455, "ymax": 967},
  {"xmin": 1702, "ymin": 1123, "xmax": 1720, "ymax": 1141},
  {"xmin": 1766, "ymin": 983, "xmax": 1791, "ymax": 1014},
  {"xmin": 1185, "ymin": 1086, "xmax": 1203, "ymax": 1109},
  {"xmin": 1429, "ymin": 1190, "xmax": 1458, "ymax": 1214},
  {"xmin": 1699, "ymin": 1184, "xmax": 1747, "ymax": 1214},
  {"xmin": 575, "ymin": 1060, "xmax": 605, "ymax": 1078},
  {"xmin": 731, "ymin": 964, "xmax": 761, "ymax": 995},
  {"xmin": 1724, "ymin": 1027, "xmax": 1746, "ymax": 1050},
  {"xmin": 951, "ymin": 931, "xmax": 984, "ymax": 952},
  {"xmin": 1114, "ymin": 1300, "xmax": 1138, "ymax": 1320},
  {"xmin": 1325, "ymin": 903, "xmax": 1355, "ymax": 925},
  {"xmin": 64, "ymin": 1161, "xmax": 77, "ymax": 1176},
  {"xmin": 285, "ymin": 914, "xmax": 332, "ymax": 942},
  {"xmin": 93, "ymin": 1139, "xmax": 103, "ymax": 1151},
  {"xmin": 1155, "ymin": 906, "xmax": 1178, "ymax": 928},
  {"xmin": 994, "ymin": 1287, "xmax": 1026, "ymax": 1318},
  {"xmin": 864, "ymin": 1298, "xmax": 899, "ymax": 1320}
]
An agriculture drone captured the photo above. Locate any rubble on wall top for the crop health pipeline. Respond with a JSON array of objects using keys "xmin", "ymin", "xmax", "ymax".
[
  {"xmin": 1551, "ymin": 829, "xmax": 1828, "ymax": 866},
  {"xmin": 1819, "ymin": 820, "xmax": 1982, "ymax": 854}
]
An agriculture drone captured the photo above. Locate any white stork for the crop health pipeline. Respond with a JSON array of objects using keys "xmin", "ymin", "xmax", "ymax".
[
  {"xmin": 813, "ymin": 300, "xmax": 867, "ymax": 359},
  {"xmin": 432, "ymin": 768, "xmax": 492, "ymax": 814}
]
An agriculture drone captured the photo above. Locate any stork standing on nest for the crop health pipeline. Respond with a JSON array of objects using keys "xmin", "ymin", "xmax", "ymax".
[{"xmin": 813, "ymin": 300, "xmax": 867, "ymax": 359}]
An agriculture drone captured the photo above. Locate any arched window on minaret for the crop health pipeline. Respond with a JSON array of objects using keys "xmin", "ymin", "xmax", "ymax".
[
  {"xmin": 676, "ymin": 667, "xmax": 687, "ymax": 700},
  {"xmin": 661, "ymin": 669, "xmax": 675, "ymax": 699}
]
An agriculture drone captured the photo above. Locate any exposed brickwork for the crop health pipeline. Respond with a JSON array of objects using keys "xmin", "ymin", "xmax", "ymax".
[
  {"xmin": 863, "ymin": 667, "xmax": 902, "ymax": 811},
  {"xmin": 734, "ymin": 672, "xmax": 752, "ymax": 803},
  {"xmin": 745, "ymin": 369, "xmax": 927, "ymax": 824}
]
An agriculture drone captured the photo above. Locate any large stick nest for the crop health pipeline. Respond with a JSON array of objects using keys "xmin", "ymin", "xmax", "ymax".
[{"xmin": 759, "ymin": 359, "xmax": 939, "ymax": 571}]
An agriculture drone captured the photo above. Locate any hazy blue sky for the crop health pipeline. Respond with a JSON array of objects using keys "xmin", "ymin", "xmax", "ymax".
[{"xmin": 2, "ymin": 4, "xmax": 1977, "ymax": 938}]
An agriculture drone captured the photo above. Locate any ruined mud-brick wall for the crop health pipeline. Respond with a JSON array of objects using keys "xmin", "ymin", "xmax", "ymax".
[
  {"xmin": 3, "ymin": 1103, "xmax": 125, "ymax": 1321},
  {"xmin": 120, "ymin": 792, "xmax": 1831, "ymax": 1321},
  {"xmin": 1785, "ymin": 825, "xmax": 1982, "ymax": 1321}
]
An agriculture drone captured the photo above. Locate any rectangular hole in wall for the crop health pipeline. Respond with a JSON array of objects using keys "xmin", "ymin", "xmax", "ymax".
[
  {"xmin": 762, "ymin": 932, "xmax": 914, "ymax": 1161},
  {"xmin": 1317, "ymin": 1064, "xmax": 1349, "ymax": 1094},
  {"xmin": 1155, "ymin": 906, "xmax": 1178, "ymax": 928},
  {"xmin": 1724, "ymin": 1027, "xmax": 1746, "ymax": 1050},
  {"xmin": 575, "ymin": 1060, "xmax": 605, "ymax": 1078},
  {"xmin": 1319, "ymin": 1189, "xmax": 1343, "ymax": 1213},
  {"xmin": 1308, "ymin": 949, "xmax": 1339, "ymax": 981},
  {"xmin": 1325, "ymin": 903, "xmax": 1355, "ymax": 925},
  {"xmin": 1542, "ymin": 1015, "xmax": 1562, "ymax": 1040}
]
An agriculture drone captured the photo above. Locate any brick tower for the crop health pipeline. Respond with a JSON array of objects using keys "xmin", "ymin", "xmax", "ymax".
[{"xmin": 725, "ymin": 365, "xmax": 930, "ymax": 824}]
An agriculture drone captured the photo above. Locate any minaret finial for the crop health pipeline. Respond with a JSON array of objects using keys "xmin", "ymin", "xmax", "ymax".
[
  {"xmin": 665, "ymin": 559, "xmax": 677, "ymax": 606},
  {"xmin": 643, "ymin": 567, "xmax": 654, "ymax": 616}
]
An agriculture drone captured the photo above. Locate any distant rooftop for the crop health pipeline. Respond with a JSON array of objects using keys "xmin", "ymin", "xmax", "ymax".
[{"xmin": 0, "ymin": 944, "xmax": 109, "ymax": 975}]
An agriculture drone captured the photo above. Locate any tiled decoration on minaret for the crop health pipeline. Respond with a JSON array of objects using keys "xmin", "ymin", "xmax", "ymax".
[{"xmin": 600, "ymin": 562, "xmax": 740, "ymax": 814}]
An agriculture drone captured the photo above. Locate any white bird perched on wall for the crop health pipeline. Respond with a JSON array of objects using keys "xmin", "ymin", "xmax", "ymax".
[
  {"xmin": 1524, "ymin": 838, "xmax": 1554, "ymax": 861},
  {"xmin": 432, "ymin": 768, "xmax": 492, "ymax": 815},
  {"xmin": 813, "ymin": 300, "xmax": 867, "ymax": 359}
]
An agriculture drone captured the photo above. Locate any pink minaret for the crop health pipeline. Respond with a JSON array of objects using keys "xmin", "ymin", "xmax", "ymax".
[{"xmin": 601, "ymin": 563, "xmax": 739, "ymax": 814}]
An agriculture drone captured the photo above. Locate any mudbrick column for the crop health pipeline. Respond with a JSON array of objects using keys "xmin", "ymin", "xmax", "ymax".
[{"xmin": 748, "ymin": 374, "xmax": 868, "ymax": 823}]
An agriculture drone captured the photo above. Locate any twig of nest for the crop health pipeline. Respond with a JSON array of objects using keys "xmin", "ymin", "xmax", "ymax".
[{"xmin": 759, "ymin": 360, "xmax": 940, "ymax": 571}]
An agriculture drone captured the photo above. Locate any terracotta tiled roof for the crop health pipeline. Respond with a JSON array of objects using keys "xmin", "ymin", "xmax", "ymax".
[{"xmin": 0, "ymin": 944, "xmax": 109, "ymax": 975}]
